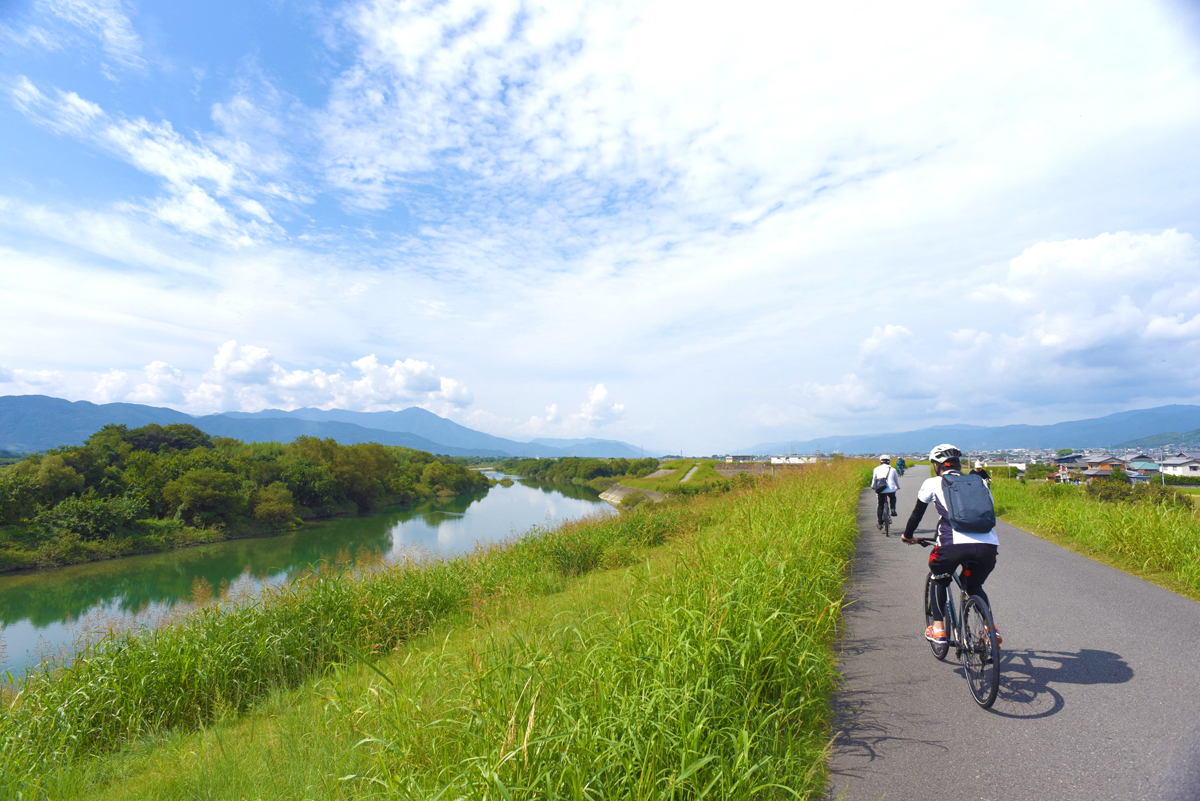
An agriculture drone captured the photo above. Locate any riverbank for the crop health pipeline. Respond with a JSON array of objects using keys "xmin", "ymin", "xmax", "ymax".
[
  {"xmin": 0, "ymin": 427, "xmax": 491, "ymax": 573},
  {"xmin": 0, "ymin": 489, "xmax": 484, "ymax": 574},
  {"xmin": 2, "ymin": 461, "xmax": 868, "ymax": 799}
]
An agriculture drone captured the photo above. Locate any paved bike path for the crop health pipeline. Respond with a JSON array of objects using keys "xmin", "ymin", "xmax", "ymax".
[{"xmin": 826, "ymin": 472, "xmax": 1200, "ymax": 800}]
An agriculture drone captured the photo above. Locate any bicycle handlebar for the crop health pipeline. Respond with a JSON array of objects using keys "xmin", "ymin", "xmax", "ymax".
[{"xmin": 914, "ymin": 537, "xmax": 936, "ymax": 548}]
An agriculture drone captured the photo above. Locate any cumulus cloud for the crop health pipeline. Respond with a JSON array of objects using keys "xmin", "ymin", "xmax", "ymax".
[
  {"xmin": 579, "ymin": 384, "xmax": 625, "ymax": 423},
  {"xmin": 1, "ymin": 368, "xmax": 67, "ymax": 394},
  {"xmin": 777, "ymin": 229, "xmax": 1200, "ymax": 431},
  {"xmin": 178, "ymin": 341, "xmax": 472, "ymax": 413},
  {"xmin": 4, "ymin": 0, "xmax": 1200, "ymax": 452}
]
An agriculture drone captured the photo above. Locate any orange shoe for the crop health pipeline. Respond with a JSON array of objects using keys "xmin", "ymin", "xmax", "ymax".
[{"xmin": 924, "ymin": 625, "xmax": 947, "ymax": 646}]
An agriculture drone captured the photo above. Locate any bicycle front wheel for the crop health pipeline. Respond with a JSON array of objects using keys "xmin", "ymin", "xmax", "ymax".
[
  {"xmin": 961, "ymin": 596, "xmax": 1000, "ymax": 708},
  {"xmin": 924, "ymin": 573, "xmax": 948, "ymax": 661}
]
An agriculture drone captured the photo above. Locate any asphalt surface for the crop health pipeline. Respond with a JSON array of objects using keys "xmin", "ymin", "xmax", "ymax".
[{"xmin": 826, "ymin": 472, "xmax": 1200, "ymax": 801}]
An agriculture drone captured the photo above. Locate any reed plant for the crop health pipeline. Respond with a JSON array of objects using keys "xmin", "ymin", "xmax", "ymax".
[
  {"xmin": 6, "ymin": 463, "xmax": 868, "ymax": 800},
  {"xmin": 343, "ymin": 461, "xmax": 866, "ymax": 799},
  {"xmin": 0, "ymin": 502, "xmax": 702, "ymax": 798},
  {"xmin": 991, "ymin": 479, "xmax": 1200, "ymax": 594}
]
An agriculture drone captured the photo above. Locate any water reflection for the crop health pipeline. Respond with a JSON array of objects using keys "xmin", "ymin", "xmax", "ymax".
[{"xmin": 0, "ymin": 476, "xmax": 612, "ymax": 675}]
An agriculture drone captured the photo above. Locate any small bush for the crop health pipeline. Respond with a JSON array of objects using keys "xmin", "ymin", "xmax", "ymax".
[
  {"xmin": 33, "ymin": 493, "xmax": 147, "ymax": 540},
  {"xmin": 619, "ymin": 490, "xmax": 649, "ymax": 509}
]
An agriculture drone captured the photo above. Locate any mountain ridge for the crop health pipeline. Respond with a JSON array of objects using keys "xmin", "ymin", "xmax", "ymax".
[
  {"xmin": 745, "ymin": 405, "xmax": 1200, "ymax": 454},
  {"xmin": 0, "ymin": 396, "xmax": 649, "ymax": 458}
]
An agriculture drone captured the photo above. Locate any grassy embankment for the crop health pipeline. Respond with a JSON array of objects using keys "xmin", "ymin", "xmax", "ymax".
[
  {"xmin": 2, "ymin": 461, "xmax": 868, "ymax": 800},
  {"xmin": 991, "ymin": 478, "xmax": 1200, "ymax": 601},
  {"xmin": 619, "ymin": 459, "xmax": 725, "ymax": 495}
]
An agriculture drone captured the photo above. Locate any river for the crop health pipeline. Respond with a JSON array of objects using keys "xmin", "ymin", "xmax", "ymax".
[{"xmin": 0, "ymin": 474, "xmax": 613, "ymax": 677}]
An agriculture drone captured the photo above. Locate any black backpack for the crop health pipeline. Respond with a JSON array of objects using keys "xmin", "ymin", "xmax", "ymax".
[{"xmin": 941, "ymin": 473, "xmax": 997, "ymax": 533}]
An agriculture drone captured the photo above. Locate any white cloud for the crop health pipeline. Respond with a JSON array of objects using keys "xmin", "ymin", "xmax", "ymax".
[
  {"xmin": 181, "ymin": 341, "xmax": 472, "ymax": 413},
  {"xmin": 4, "ymin": 0, "xmax": 1200, "ymax": 452},
  {"xmin": 5, "ymin": 369, "xmax": 67, "ymax": 394},
  {"xmin": 41, "ymin": 0, "xmax": 144, "ymax": 69},
  {"xmin": 92, "ymin": 369, "xmax": 132, "ymax": 403},
  {"xmin": 775, "ymin": 230, "xmax": 1200, "ymax": 433},
  {"xmin": 579, "ymin": 383, "xmax": 624, "ymax": 423},
  {"xmin": 126, "ymin": 361, "xmax": 188, "ymax": 405},
  {"xmin": 7, "ymin": 0, "xmax": 146, "ymax": 74},
  {"xmin": 8, "ymin": 77, "xmax": 291, "ymax": 242}
]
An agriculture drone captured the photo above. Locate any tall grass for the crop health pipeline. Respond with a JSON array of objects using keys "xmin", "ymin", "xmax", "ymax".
[
  {"xmin": 992, "ymin": 480, "xmax": 1200, "ymax": 593},
  {"xmin": 0, "ymin": 504, "xmax": 703, "ymax": 798},
  {"xmin": 346, "ymin": 462, "xmax": 867, "ymax": 799}
]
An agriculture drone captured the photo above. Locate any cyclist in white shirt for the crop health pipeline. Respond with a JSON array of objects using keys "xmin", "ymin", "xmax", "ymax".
[
  {"xmin": 871, "ymin": 455, "xmax": 900, "ymax": 530},
  {"xmin": 901, "ymin": 444, "xmax": 1000, "ymax": 646}
]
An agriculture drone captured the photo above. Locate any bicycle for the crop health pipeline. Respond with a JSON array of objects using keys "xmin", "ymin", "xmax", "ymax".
[
  {"xmin": 876, "ymin": 492, "xmax": 893, "ymax": 537},
  {"xmin": 916, "ymin": 537, "xmax": 1000, "ymax": 708}
]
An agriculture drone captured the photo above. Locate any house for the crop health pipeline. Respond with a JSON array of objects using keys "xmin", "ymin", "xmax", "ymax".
[
  {"xmin": 1053, "ymin": 453, "xmax": 1088, "ymax": 466},
  {"xmin": 1161, "ymin": 451, "xmax": 1200, "ymax": 477},
  {"xmin": 726, "ymin": 455, "xmax": 755, "ymax": 464},
  {"xmin": 1082, "ymin": 454, "xmax": 1125, "ymax": 481},
  {"xmin": 1124, "ymin": 453, "xmax": 1160, "ymax": 474}
]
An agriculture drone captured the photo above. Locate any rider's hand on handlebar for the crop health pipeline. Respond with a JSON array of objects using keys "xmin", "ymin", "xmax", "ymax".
[{"xmin": 901, "ymin": 536, "xmax": 915, "ymax": 544}]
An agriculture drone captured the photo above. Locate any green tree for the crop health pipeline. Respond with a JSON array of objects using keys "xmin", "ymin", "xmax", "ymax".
[
  {"xmin": 122, "ymin": 450, "xmax": 171, "ymax": 517},
  {"xmin": 163, "ymin": 468, "xmax": 241, "ymax": 526},
  {"xmin": 252, "ymin": 482, "xmax": 301, "ymax": 529},
  {"xmin": 1056, "ymin": 448, "xmax": 1075, "ymax": 457},
  {"xmin": 281, "ymin": 459, "xmax": 343, "ymax": 510},
  {"xmin": 125, "ymin": 423, "xmax": 213, "ymax": 453},
  {"xmin": 15, "ymin": 454, "xmax": 85, "ymax": 505},
  {"xmin": 35, "ymin": 493, "xmax": 147, "ymax": 540},
  {"xmin": 331, "ymin": 443, "xmax": 394, "ymax": 511},
  {"xmin": 0, "ymin": 469, "xmax": 38, "ymax": 524}
]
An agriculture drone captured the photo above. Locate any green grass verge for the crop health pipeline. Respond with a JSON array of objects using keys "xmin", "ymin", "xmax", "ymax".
[
  {"xmin": 991, "ymin": 479, "xmax": 1200, "ymax": 601},
  {"xmin": 8, "ymin": 462, "xmax": 868, "ymax": 800},
  {"xmin": 622, "ymin": 460, "xmax": 727, "ymax": 494}
]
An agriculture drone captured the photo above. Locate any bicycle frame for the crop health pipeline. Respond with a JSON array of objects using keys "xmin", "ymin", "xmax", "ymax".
[
  {"xmin": 917, "ymin": 537, "xmax": 1001, "ymax": 708},
  {"xmin": 930, "ymin": 568, "xmax": 968, "ymax": 652}
]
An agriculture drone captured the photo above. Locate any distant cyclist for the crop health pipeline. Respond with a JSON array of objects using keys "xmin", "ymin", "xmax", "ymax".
[
  {"xmin": 970, "ymin": 460, "xmax": 992, "ymax": 487},
  {"xmin": 896, "ymin": 456, "xmax": 906, "ymax": 476},
  {"xmin": 902, "ymin": 444, "xmax": 1000, "ymax": 646},
  {"xmin": 871, "ymin": 455, "xmax": 900, "ymax": 530}
]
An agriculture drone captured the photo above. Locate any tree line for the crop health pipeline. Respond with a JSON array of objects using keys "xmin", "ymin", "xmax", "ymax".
[
  {"xmin": 0, "ymin": 423, "xmax": 491, "ymax": 544},
  {"xmin": 498, "ymin": 456, "xmax": 661, "ymax": 484}
]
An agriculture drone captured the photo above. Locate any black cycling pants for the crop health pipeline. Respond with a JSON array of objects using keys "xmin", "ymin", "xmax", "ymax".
[
  {"xmin": 876, "ymin": 490, "xmax": 897, "ymax": 524},
  {"xmin": 929, "ymin": 542, "xmax": 997, "ymax": 621}
]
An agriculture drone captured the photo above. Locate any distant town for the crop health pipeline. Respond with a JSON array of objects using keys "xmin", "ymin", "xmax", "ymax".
[{"xmin": 718, "ymin": 448, "xmax": 1200, "ymax": 484}]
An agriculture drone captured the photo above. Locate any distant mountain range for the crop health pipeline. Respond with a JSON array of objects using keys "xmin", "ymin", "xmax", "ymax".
[
  {"xmin": 1113, "ymin": 428, "xmax": 1200, "ymax": 450},
  {"xmin": 745, "ymin": 405, "xmax": 1200, "ymax": 454},
  {"xmin": 0, "ymin": 395, "xmax": 653, "ymax": 459}
]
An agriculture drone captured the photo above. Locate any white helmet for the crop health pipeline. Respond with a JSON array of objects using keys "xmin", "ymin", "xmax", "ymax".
[
  {"xmin": 879, "ymin": 454, "xmax": 890, "ymax": 463},
  {"xmin": 929, "ymin": 444, "xmax": 961, "ymax": 464},
  {"xmin": 974, "ymin": 460, "xmax": 984, "ymax": 469}
]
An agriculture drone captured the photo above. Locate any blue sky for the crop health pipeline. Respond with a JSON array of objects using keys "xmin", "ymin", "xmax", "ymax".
[{"xmin": 2, "ymin": 0, "xmax": 1200, "ymax": 452}]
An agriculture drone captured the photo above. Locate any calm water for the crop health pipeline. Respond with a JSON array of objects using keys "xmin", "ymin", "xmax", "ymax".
[{"xmin": 0, "ymin": 474, "xmax": 613, "ymax": 677}]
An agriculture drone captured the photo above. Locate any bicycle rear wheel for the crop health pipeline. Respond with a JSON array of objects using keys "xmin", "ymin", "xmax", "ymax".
[
  {"xmin": 923, "ymin": 573, "xmax": 948, "ymax": 660},
  {"xmin": 883, "ymin": 505, "xmax": 891, "ymax": 537},
  {"xmin": 961, "ymin": 596, "xmax": 1000, "ymax": 708}
]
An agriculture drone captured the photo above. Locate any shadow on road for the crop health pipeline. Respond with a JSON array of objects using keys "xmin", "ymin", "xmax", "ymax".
[{"xmin": 986, "ymin": 648, "xmax": 1134, "ymax": 719}]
